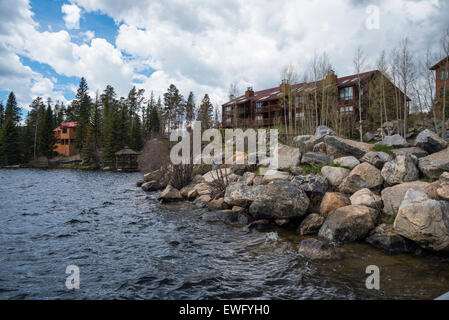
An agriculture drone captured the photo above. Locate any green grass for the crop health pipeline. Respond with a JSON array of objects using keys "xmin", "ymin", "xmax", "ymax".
[
  {"xmin": 300, "ymin": 163, "xmax": 325, "ymax": 175},
  {"xmin": 329, "ymin": 161, "xmax": 351, "ymax": 170},
  {"xmin": 372, "ymin": 144, "xmax": 394, "ymax": 155}
]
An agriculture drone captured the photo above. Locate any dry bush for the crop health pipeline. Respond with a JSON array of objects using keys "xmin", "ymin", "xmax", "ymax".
[
  {"xmin": 169, "ymin": 164, "xmax": 193, "ymax": 190},
  {"xmin": 138, "ymin": 137, "xmax": 170, "ymax": 173},
  {"xmin": 207, "ymin": 167, "xmax": 229, "ymax": 199}
]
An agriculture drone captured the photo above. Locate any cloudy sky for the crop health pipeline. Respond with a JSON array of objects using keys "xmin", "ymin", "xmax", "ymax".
[{"xmin": 0, "ymin": 0, "xmax": 447, "ymax": 115}]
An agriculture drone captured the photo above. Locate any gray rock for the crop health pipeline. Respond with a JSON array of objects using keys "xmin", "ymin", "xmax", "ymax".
[
  {"xmin": 333, "ymin": 156, "xmax": 360, "ymax": 169},
  {"xmin": 291, "ymin": 174, "xmax": 329, "ymax": 195},
  {"xmin": 298, "ymin": 214, "xmax": 325, "ymax": 235},
  {"xmin": 418, "ymin": 148, "xmax": 449, "ymax": 179},
  {"xmin": 203, "ymin": 168, "xmax": 232, "ymax": 183},
  {"xmin": 360, "ymin": 151, "xmax": 392, "ymax": 169},
  {"xmin": 321, "ymin": 166, "xmax": 350, "ymax": 187},
  {"xmin": 414, "ymin": 129, "xmax": 448, "ymax": 154},
  {"xmin": 312, "ymin": 142, "xmax": 327, "ymax": 153},
  {"xmin": 350, "ymin": 188, "xmax": 382, "ymax": 209},
  {"xmin": 247, "ymin": 219, "xmax": 271, "ymax": 231},
  {"xmin": 271, "ymin": 143, "xmax": 301, "ymax": 169},
  {"xmin": 318, "ymin": 205, "xmax": 378, "ymax": 243},
  {"xmin": 298, "ymin": 238, "xmax": 339, "ymax": 260},
  {"xmin": 437, "ymin": 172, "xmax": 449, "ymax": 200},
  {"xmin": 394, "ymin": 189, "xmax": 449, "ymax": 252},
  {"xmin": 238, "ymin": 172, "xmax": 256, "ymax": 186},
  {"xmin": 248, "ymin": 180, "xmax": 310, "ymax": 219},
  {"xmin": 392, "ymin": 147, "xmax": 428, "ymax": 159},
  {"xmin": 363, "ymin": 132, "xmax": 376, "ymax": 142},
  {"xmin": 194, "ymin": 194, "xmax": 212, "ymax": 208},
  {"xmin": 293, "ymin": 135, "xmax": 314, "ymax": 144},
  {"xmin": 262, "ymin": 169, "xmax": 290, "ymax": 184},
  {"xmin": 375, "ymin": 134, "xmax": 409, "ymax": 148},
  {"xmin": 366, "ymin": 224, "xmax": 416, "ymax": 254},
  {"xmin": 381, "ymin": 155, "xmax": 420, "ymax": 186},
  {"xmin": 158, "ymin": 185, "xmax": 183, "ymax": 202},
  {"xmin": 381, "ymin": 181, "xmax": 430, "ymax": 216},
  {"xmin": 202, "ymin": 210, "xmax": 250, "ymax": 225},
  {"xmin": 338, "ymin": 162, "xmax": 383, "ymax": 194},
  {"xmin": 324, "ymin": 136, "xmax": 372, "ymax": 159},
  {"xmin": 301, "ymin": 152, "xmax": 332, "ymax": 165},
  {"xmin": 224, "ymin": 182, "xmax": 265, "ymax": 208},
  {"xmin": 142, "ymin": 180, "xmax": 160, "ymax": 192},
  {"xmin": 315, "ymin": 125, "xmax": 336, "ymax": 142}
]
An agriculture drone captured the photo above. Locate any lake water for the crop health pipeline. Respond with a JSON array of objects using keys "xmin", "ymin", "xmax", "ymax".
[{"xmin": 0, "ymin": 168, "xmax": 448, "ymax": 299}]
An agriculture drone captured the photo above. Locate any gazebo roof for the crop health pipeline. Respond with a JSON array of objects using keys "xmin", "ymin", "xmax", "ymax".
[{"xmin": 115, "ymin": 146, "xmax": 139, "ymax": 156}]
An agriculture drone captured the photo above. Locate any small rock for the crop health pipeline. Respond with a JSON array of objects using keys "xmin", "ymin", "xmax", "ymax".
[
  {"xmin": 142, "ymin": 180, "xmax": 160, "ymax": 192},
  {"xmin": 238, "ymin": 172, "xmax": 255, "ymax": 185},
  {"xmin": 321, "ymin": 166, "xmax": 350, "ymax": 187},
  {"xmin": 158, "ymin": 185, "xmax": 182, "ymax": 202},
  {"xmin": 208, "ymin": 198, "xmax": 225, "ymax": 210},
  {"xmin": 194, "ymin": 194, "xmax": 212, "ymax": 208},
  {"xmin": 247, "ymin": 219, "xmax": 271, "ymax": 231},
  {"xmin": 315, "ymin": 125, "xmax": 336, "ymax": 142},
  {"xmin": 381, "ymin": 155, "xmax": 420, "ymax": 186},
  {"xmin": 333, "ymin": 156, "xmax": 360, "ymax": 169},
  {"xmin": 360, "ymin": 151, "xmax": 392, "ymax": 169},
  {"xmin": 312, "ymin": 142, "xmax": 327, "ymax": 153},
  {"xmin": 350, "ymin": 188, "xmax": 382, "ymax": 209},
  {"xmin": 375, "ymin": 134, "xmax": 409, "ymax": 148},
  {"xmin": 301, "ymin": 152, "xmax": 332, "ymax": 165},
  {"xmin": 262, "ymin": 169, "xmax": 290, "ymax": 184},
  {"xmin": 338, "ymin": 162, "xmax": 383, "ymax": 194},
  {"xmin": 392, "ymin": 147, "xmax": 428, "ymax": 159},
  {"xmin": 363, "ymin": 132, "xmax": 376, "ymax": 142},
  {"xmin": 298, "ymin": 214, "xmax": 325, "ymax": 235},
  {"xmin": 319, "ymin": 192, "xmax": 351, "ymax": 218},
  {"xmin": 291, "ymin": 174, "xmax": 329, "ymax": 195},
  {"xmin": 136, "ymin": 179, "xmax": 144, "ymax": 187}
]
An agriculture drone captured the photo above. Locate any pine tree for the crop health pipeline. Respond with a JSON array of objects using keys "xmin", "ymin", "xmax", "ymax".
[
  {"xmin": 0, "ymin": 92, "xmax": 21, "ymax": 165},
  {"xmin": 37, "ymin": 105, "xmax": 56, "ymax": 160},
  {"xmin": 196, "ymin": 94, "xmax": 214, "ymax": 129},
  {"xmin": 73, "ymin": 77, "xmax": 92, "ymax": 151},
  {"xmin": 130, "ymin": 115, "xmax": 143, "ymax": 151},
  {"xmin": 0, "ymin": 101, "xmax": 4, "ymax": 130},
  {"xmin": 149, "ymin": 103, "xmax": 160, "ymax": 135},
  {"xmin": 163, "ymin": 84, "xmax": 184, "ymax": 132},
  {"xmin": 185, "ymin": 92, "xmax": 195, "ymax": 127}
]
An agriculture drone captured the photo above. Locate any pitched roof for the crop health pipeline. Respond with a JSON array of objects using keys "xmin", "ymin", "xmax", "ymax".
[
  {"xmin": 222, "ymin": 70, "xmax": 377, "ymax": 106},
  {"xmin": 115, "ymin": 147, "xmax": 139, "ymax": 155},
  {"xmin": 53, "ymin": 121, "xmax": 77, "ymax": 132},
  {"xmin": 430, "ymin": 56, "xmax": 449, "ymax": 70}
]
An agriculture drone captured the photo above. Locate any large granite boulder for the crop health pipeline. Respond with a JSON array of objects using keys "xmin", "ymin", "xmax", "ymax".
[
  {"xmin": 298, "ymin": 238, "xmax": 339, "ymax": 260},
  {"xmin": 350, "ymin": 188, "xmax": 382, "ymax": 209},
  {"xmin": 298, "ymin": 213, "xmax": 325, "ymax": 235},
  {"xmin": 333, "ymin": 156, "xmax": 360, "ymax": 169},
  {"xmin": 301, "ymin": 152, "xmax": 332, "ymax": 165},
  {"xmin": 248, "ymin": 180, "xmax": 310, "ymax": 219},
  {"xmin": 338, "ymin": 162, "xmax": 383, "ymax": 194},
  {"xmin": 381, "ymin": 155, "xmax": 420, "ymax": 186},
  {"xmin": 291, "ymin": 174, "xmax": 329, "ymax": 195},
  {"xmin": 375, "ymin": 134, "xmax": 409, "ymax": 148},
  {"xmin": 318, "ymin": 205, "xmax": 378, "ymax": 243},
  {"xmin": 238, "ymin": 172, "xmax": 256, "ymax": 186},
  {"xmin": 321, "ymin": 166, "xmax": 350, "ymax": 187},
  {"xmin": 319, "ymin": 192, "xmax": 350, "ymax": 217},
  {"xmin": 366, "ymin": 224, "xmax": 416, "ymax": 254},
  {"xmin": 381, "ymin": 181, "xmax": 430, "ymax": 216},
  {"xmin": 418, "ymin": 148, "xmax": 449, "ymax": 179},
  {"xmin": 394, "ymin": 189, "xmax": 449, "ymax": 252},
  {"xmin": 392, "ymin": 147, "xmax": 428, "ymax": 159},
  {"xmin": 437, "ymin": 172, "xmax": 449, "ymax": 200},
  {"xmin": 158, "ymin": 185, "xmax": 182, "ymax": 202},
  {"xmin": 414, "ymin": 129, "xmax": 448, "ymax": 154},
  {"xmin": 324, "ymin": 136, "xmax": 372, "ymax": 159},
  {"xmin": 293, "ymin": 135, "xmax": 317, "ymax": 154},
  {"xmin": 262, "ymin": 169, "xmax": 290, "ymax": 184},
  {"xmin": 224, "ymin": 182, "xmax": 265, "ymax": 208},
  {"xmin": 272, "ymin": 143, "xmax": 301, "ymax": 169},
  {"xmin": 361, "ymin": 151, "xmax": 392, "ymax": 169}
]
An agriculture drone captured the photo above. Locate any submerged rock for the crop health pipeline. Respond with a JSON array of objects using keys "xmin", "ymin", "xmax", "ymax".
[
  {"xmin": 202, "ymin": 210, "xmax": 250, "ymax": 225},
  {"xmin": 298, "ymin": 213, "xmax": 325, "ymax": 235},
  {"xmin": 366, "ymin": 224, "xmax": 416, "ymax": 254},
  {"xmin": 318, "ymin": 205, "xmax": 378, "ymax": 243},
  {"xmin": 394, "ymin": 189, "xmax": 449, "ymax": 252},
  {"xmin": 142, "ymin": 180, "xmax": 160, "ymax": 192},
  {"xmin": 298, "ymin": 238, "xmax": 339, "ymax": 260}
]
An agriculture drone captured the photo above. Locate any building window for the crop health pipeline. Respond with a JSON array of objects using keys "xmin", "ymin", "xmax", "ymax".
[
  {"xmin": 225, "ymin": 106, "xmax": 231, "ymax": 112},
  {"xmin": 225, "ymin": 118, "xmax": 231, "ymax": 123},
  {"xmin": 255, "ymin": 102, "xmax": 263, "ymax": 109},
  {"xmin": 340, "ymin": 106, "xmax": 353, "ymax": 113},
  {"xmin": 440, "ymin": 69, "xmax": 449, "ymax": 81},
  {"xmin": 339, "ymin": 87, "xmax": 353, "ymax": 100},
  {"xmin": 296, "ymin": 112, "xmax": 304, "ymax": 118},
  {"xmin": 62, "ymin": 128, "xmax": 67, "ymax": 133},
  {"xmin": 255, "ymin": 115, "xmax": 263, "ymax": 121}
]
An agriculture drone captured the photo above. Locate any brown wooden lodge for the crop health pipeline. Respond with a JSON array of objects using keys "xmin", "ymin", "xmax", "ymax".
[{"xmin": 222, "ymin": 70, "xmax": 409, "ymax": 130}]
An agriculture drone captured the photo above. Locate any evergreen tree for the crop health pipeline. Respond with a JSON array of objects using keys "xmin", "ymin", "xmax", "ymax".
[
  {"xmin": 37, "ymin": 105, "xmax": 56, "ymax": 160},
  {"xmin": 0, "ymin": 101, "xmax": 4, "ymax": 130},
  {"xmin": 185, "ymin": 92, "xmax": 195, "ymax": 127},
  {"xmin": 0, "ymin": 92, "xmax": 21, "ymax": 165},
  {"xmin": 196, "ymin": 94, "xmax": 214, "ymax": 129},
  {"xmin": 163, "ymin": 84, "xmax": 184, "ymax": 132},
  {"xmin": 149, "ymin": 102, "xmax": 161, "ymax": 135},
  {"xmin": 130, "ymin": 115, "xmax": 143, "ymax": 151},
  {"xmin": 73, "ymin": 77, "xmax": 92, "ymax": 151}
]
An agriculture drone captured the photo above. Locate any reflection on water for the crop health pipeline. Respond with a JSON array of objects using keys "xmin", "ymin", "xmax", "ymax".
[{"xmin": 0, "ymin": 168, "xmax": 448, "ymax": 299}]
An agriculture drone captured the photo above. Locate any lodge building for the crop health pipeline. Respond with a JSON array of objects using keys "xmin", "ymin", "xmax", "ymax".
[
  {"xmin": 53, "ymin": 121, "xmax": 77, "ymax": 156},
  {"xmin": 221, "ymin": 70, "xmax": 407, "ymax": 129},
  {"xmin": 430, "ymin": 55, "xmax": 449, "ymax": 119}
]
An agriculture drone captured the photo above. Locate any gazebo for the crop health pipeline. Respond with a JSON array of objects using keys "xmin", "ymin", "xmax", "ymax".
[{"xmin": 115, "ymin": 147, "xmax": 139, "ymax": 171}]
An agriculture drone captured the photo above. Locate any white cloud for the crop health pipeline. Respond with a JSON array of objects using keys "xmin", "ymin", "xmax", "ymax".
[{"xmin": 61, "ymin": 3, "xmax": 81, "ymax": 30}]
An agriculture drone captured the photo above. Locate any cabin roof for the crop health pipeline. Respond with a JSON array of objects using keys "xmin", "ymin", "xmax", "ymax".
[
  {"xmin": 430, "ymin": 56, "xmax": 449, "ymax": 70},
  {"xmin": 222, "ymin": 70, "xmax": 377, "ymax": 106},
  {"xmin": 115, "ymin": 147, "xmax": 139, "ymax": 156},
  {"xmin": 53, "ymin": 121, "xmax": 77, "ymax": 131}
]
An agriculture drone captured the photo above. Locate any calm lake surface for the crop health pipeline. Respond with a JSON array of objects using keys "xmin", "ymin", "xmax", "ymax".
[{"xmin": 0, "ymin": 168, "xmax": 448, "ymax": 299}]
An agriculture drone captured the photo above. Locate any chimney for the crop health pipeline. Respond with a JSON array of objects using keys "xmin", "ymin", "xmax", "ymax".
[
  {"xmin": 325, "ymin": 69, "xmax": 337, "ymax": 84},
  {"xmin": 280, "ymin": 79, "xmax": 290, "ymax": 93},
  {"xmin": 245, "ymin": 87, "xmax": 254, "ymax": 98}
]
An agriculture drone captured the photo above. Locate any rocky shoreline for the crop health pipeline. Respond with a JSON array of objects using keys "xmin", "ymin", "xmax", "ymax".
[{"xmin": 138, "ymin": 126, "xmax": 449, "ymax": 260}]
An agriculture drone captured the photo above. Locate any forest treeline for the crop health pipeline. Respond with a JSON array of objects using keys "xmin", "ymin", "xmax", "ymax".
[{"xmin": 0, "ymin": 78, "xmax": 219, "ymax": 167}]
